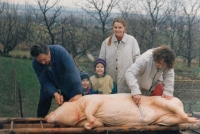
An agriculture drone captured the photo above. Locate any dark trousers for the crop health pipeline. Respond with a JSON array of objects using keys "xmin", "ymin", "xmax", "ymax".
[{"xmin": 37, "ymin": 89, "xmax": 75, "ymax": 117}]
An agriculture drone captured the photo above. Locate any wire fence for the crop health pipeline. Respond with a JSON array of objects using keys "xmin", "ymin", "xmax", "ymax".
[{"xmin": 174, "ymin": 80, "xmax": 200, "ymax": 113}]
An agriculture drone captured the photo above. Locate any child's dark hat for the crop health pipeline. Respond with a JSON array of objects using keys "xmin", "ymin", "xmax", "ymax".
[
  {"xmin": 94, "ymin": 58, "xmax": 106, "ymax": 69},
  {"xmin": 80, "ymin": 71, "xmax": 90, "ymax": 80}
]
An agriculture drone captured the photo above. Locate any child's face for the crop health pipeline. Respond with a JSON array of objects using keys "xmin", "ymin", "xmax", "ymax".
[
  {"xmin": 82, "ymin": 79, "xmax": 90, "ymax": 89},
  {"xmin": 96, "ymin": 63, "xmax": 105, "ymax": 76}
]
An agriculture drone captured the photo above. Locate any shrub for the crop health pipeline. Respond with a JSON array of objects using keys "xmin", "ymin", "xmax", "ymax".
[
  {"xmin": 22, "ymin": 55, "xmax": 28, "ymax": 59},
  {"xmin": 14, "ymin": 54, "xmax": 21, "ymax": 59}
]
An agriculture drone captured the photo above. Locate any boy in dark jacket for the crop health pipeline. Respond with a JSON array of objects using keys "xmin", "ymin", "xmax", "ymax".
[{"xmin": 80, "ymin": 71, "xmax": 94, "ymax": 96}]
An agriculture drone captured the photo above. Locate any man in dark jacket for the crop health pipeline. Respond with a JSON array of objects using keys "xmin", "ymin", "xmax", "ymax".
[{"xmin": 30, "ymin": 43, "xmax": 82, "ymax": 117}]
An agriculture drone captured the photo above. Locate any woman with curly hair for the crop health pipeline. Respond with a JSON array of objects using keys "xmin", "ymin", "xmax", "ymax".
[{"xmin": 125, "ymin": 45, "xmax": 176, "ymax": 105}]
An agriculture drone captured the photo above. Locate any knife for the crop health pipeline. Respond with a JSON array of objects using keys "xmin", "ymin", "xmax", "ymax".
[{"xmin": 138, "ymin": 105, "xmax": 144, "ymax": 122}]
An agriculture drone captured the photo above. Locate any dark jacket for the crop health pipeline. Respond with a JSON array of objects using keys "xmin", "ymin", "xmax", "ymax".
[
  {"xmin": 82, "ymin": 87, "xmax": 95, "ymax": 96},
  {"xmin": 32, "ymin": 45, "xmax": 82, "ymax": 99}
]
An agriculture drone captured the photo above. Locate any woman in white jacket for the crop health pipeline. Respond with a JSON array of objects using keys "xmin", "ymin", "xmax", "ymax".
[
  {"xmin": 125, "ymin": 45, "xmax": 176, "ymax": 105},
  {"xmin": 99, "ymin": 17, "xmax": 140, "ymax": 93}
]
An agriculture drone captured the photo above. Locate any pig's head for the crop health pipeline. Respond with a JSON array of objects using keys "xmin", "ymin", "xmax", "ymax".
[{"xmin": 45, "ymin": 111, "xmax": 55, "ymax": 123}]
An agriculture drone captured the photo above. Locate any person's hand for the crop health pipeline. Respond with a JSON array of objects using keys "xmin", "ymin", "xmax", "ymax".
[
  {"xmin": 132, "ymin": 94, "xmax": 142, "ymax": 106},
  {"xmin": 162, "ymin": 94, "xmax": 174, "ymax": 100},
  {"xmin": 54, "ymin": 92, "xmax": 63, "ymax": 105},
  {"xmin": 68, "ymin": 94, "xmax": 82, "ymax": 102}
]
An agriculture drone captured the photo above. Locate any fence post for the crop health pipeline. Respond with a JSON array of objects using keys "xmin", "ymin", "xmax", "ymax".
[{"xmin": 17, "ymin": 81, "xmax": 23, "ymax": 117}]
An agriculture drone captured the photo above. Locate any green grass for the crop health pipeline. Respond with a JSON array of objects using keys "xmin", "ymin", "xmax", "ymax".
[
  {"xmin": 0, "ymin": 57, "xmax": 38, "ymax": 117},
  {"xmin": 0, "ymin": 56, "xmax": 59, "ymax": 117}
]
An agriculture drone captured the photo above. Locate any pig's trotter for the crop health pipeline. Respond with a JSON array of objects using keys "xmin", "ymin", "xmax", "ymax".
[
  {"xmin": 84, "ymin": 122, "xmax": 94, "ymax": 130},
  {"xmin": 84, "ymin": 117, "xmax": 96, "ymax": 130}
]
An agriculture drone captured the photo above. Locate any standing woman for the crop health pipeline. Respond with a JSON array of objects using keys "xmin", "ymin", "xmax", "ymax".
[{"xmin": 99, "ymin": 17, "xmax": 140, "ymax": 93}]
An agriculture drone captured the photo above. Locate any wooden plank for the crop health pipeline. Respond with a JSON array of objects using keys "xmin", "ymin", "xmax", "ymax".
[
  {"xmin": 0, "ymin": 118, "xmax": 46, "ymax": 124},
  {"xmin": 0, "ymin": 123, "xmax": 200, "ymax": 133},
  {"xmin": 2, "ymin": 123, "xmax": 55, "ymax": 129}
]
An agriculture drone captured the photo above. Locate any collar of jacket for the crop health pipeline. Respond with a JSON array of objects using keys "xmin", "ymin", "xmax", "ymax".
[
  {"xmin": 94, "ymin": 72, "xmax": 106, "ymax": 78},
  {"xmin": 113, "ymin": 33, "xmax": 128, "ymax": 44},
  {"xmin": 49, "ymin": 47, "xmax": 56, "ymax": 65},
  {"xmin": 82, "ymin": 86, "xmax": 91, "ymax": 94}
]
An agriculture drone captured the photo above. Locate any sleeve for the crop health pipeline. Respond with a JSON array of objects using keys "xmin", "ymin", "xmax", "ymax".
[
  {"xmin": 32, "ymin": 60, "xmax": 57, "ymax": 97},
  {"xmin": 59, "ymin": 47, "xmax": 82, "ymax": 95},
  {"xmin": 90, "ymin": 76, "xmax": 97, "ymax": 92},
  {"xmin": 109, "ymin": 76, "xmax": 114, "ymax": 92},
  {"xmin": 125, "ymin": 58, "xmax": 147, "ymax": 96},
  {"xmin": 162, "ymin": 68, "xmax": 175, "ymax": 96},
  {"xmin": 99, "ymin": 40, "xmax": 107, "ymax": 60},
  {"xmin": 132, "ymin": 38, "xmax": 140, "ymax": 62}
]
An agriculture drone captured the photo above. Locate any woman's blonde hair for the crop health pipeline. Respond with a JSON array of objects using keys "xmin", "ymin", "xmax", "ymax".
[{"xmin": 108, "ymin": 17, "xmax": 126, "ymax": 46}]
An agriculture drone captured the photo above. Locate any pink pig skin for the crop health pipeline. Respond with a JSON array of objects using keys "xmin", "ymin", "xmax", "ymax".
[{"xmin": 45, "ymin": 94, "xmax": 197, "ymax": 130}]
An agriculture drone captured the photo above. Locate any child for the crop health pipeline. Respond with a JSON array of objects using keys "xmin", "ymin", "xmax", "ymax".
[
  {"xmin": 80, "ymin": 71, "xmax": 94, "ymax": 96},
  {"xmin": 90, "ymin": 58, "xmax": 114, "ymax": 94}
]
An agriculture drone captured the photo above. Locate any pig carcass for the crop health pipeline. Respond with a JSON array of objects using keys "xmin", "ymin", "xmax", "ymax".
[{"xmin": 45, "ymin": 94, "xmax": 197, "ymax": 130}]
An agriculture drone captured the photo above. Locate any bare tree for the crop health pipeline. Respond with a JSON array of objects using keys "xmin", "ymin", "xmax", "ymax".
[
  {"xmin": 75, "ymin": 0, "xmax": 120, "ymax": 41},
  {"xmin": 33, "ymin": 0, "xmax": 63, "ymax": 45},
  {"xmin": 121, "ymin": 0, "xmax": 173, "ymax": 50},
  {"xmin": 178, "ymin": 0, "xmax": 200, "ymax": 67},
  {"xmin": 61, "ymin": 14, "xmax": 101, "ymax": 59},
  {"xmin": 0, "ymin": 3, "xmax": 33, "ymax": 56},
  {"xmin": 118, "ymin": 0, "xmax": 149, "ymax": 52},
  {"xmin": 161, "ymin": 1, "xmax": 182, "ymax": 53}
]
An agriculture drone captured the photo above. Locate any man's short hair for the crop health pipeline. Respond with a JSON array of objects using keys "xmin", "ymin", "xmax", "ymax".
[
  {"xmin": 30, "ymin": 43, "xmax": 49, "ymax": 57},
  {"xmin": 153, "ymin": 45, "xmax": 176, "ymax": 69}
]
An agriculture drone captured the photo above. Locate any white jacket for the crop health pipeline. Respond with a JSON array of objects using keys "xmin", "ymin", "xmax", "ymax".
[
  {"xmin": 99, "ymin": 33, "xmax": 140, "ymax": 93},
  {"xmin": 125, "ymin": 48, "xmax": 174, "ymax": 96}
]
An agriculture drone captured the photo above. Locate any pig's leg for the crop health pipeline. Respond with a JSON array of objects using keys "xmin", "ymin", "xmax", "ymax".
[
  {"xmin": 154, "ymin": 97, "xmax": 197, "ymax": 124},
  {"xmin": 153, "ymin": 97, "xmax": 187, "ymax": 119},
  {"xmin": 157, "ymin": 114, "xmax": 197, "ymax": 125},
  {"xmin": 84, "ymin": 100, "xmax": 102, "ymax": 130},
  {"xmin": 84, "ymin": 120, "xmax": 104, "ymax": 130},
  {"xmin": 76, "ymin": 119, "xmax": 104, "ymax": 129},
  {"xmin": 164, "ymin": 98, "xmax": 195, "ymax": 122}
]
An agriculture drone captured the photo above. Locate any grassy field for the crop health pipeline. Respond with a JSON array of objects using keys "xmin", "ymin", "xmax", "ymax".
[
  {"xmin": 0, "ymin": 55, "xmax": 200, "ymax": 117},
  {"xmin": 0, "ymin": 56, "xmax": 60, "ymax": 117}
]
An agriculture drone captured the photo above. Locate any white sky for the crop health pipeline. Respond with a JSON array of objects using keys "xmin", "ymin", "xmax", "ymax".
[
  {"xmin": 2, "ymin": 0, "xmax": 114, "ymax": 8},
  {"xmin": 2, "ymin": 0, "xmax": 199, "ymax": 15},
  {"xmin": 2, "ymin": 0, "xmax": 76, "ymax": 7},
  {"xmin": 2, "ymin": 0, "xmax": 120, "ymax": 13}
]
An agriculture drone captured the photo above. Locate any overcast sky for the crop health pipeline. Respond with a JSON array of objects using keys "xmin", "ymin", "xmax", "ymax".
[
  {"xmin": 2, "ymin": 0, "xmax": 199, "ymax": 15},
  {"xmin": 1, "ymin": 0, "xmax": 113, "ymax": 8},
  {"xmin": 1, "ymin": 0, "xmax": 120, "ymax": 13},
  {"xmin": 2, "ymin": 0, "xmax": 75, "ymax": 7}
]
